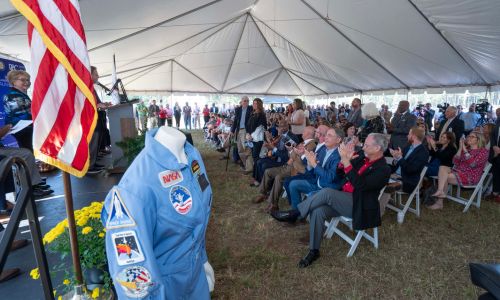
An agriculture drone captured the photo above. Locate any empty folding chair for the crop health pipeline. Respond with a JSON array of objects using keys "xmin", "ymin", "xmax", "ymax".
[
  {"xmin": 323, "ymin": 187, "xmax": 385, "ymax": 257},
  {"xmin": 446, "ymin": 163, "xmax": 492, "ymax": 212},
  {"xmin": 386, "ymin": 167, "xmax": 427, "ymax": 224}
]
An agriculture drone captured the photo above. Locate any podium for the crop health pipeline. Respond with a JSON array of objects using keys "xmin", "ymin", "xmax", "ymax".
[{"xmin": 106, "ymin": 100, "xmax": 139, "ymax": 171}]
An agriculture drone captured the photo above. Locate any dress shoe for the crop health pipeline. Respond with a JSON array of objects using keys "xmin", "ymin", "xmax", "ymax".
[
  {"xmin": 10, "ymin": 239, "xmax": 28, "ymax": 251},
  {"xmin": 34, "ymin": 183, "xmax": 50, "ymax": 190},
  {"xmin": 484, "ymin": 193, "xmax": 498, "ymax": 201},
  {"xmin": 0, "ymin": 268, "xmax": 20, "ymax": 283},
  {"xmin": 253, "ymin": 194, "xmax": 267, "ymax": 204},
  {"xmin": 298, "ymin": 250, "xmax": 320, "ymax": 268},
  {"xmin": 216, "ymin": 148, "xmax": 226, "ymax": 153},
  {"xmin": 271, "ymin": 209, "xmax": 300, "ymax": 223},
  {"xmin": 33, "ymin": 189, "xmax": 54, "ymax": 198},
  {"xmin": 494, "ymin": 195, "xmax": 500, "ymax": 204}
]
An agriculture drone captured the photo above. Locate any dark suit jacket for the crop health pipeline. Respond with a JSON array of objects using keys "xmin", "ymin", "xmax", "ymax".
[
  {"xmin": 230, "ymin": 105, "xmax": 253, "ymax": 134},
  {"xmin": 346, "ymin": 153, "xmax": 391, "ymax": 230},
  {"xmin": 435, "ymin": 117, "xmax": 465, "ymax": 148},
  {"xmin": 489, "ymin": 122, "xmax": 500, "ymax": 164},
  {"xmin": 393, "ymin": 144, "xmax": 429, "ymax": 193}
]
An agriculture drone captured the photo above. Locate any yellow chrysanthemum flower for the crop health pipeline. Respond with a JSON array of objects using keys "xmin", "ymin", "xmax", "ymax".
[
  {"xmin": 98, "ymin": 232, "xmax": 105, "ymax": 238},
  {"xmin": 63, "ymin": 279, "xmax": 70, "ymax": 285},
  {"xmin": 30, "ymin": 268, "xmax": 40, "ymax": 280},
  {"xmin": 82, "ymin": 226, "xmax": 93, "ymax": 235},
  {"xmin": 91, "ymin": 287, "xmax": 100, "ymax": 299}
]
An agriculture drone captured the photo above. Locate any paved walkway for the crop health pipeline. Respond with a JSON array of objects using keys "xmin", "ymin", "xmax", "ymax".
[{"xmin": 0, "ymin": 168, "xmax": 121, "ymax": 299}]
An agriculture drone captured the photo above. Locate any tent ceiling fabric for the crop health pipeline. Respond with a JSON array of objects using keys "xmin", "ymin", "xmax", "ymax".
[{"xmin": 1, "ymin": 0, "xmax": 500, "ymax": 96}]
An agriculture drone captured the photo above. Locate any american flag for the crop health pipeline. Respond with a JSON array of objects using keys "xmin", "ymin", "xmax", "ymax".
[{"xmin": 10, "ymin": 0, "xmax": 97, "ymax": 177}]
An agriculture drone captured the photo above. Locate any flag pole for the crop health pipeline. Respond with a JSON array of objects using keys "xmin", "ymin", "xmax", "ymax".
[{"xmin": 62, "ymin": 171, "xmax": 83, "ymax": 284}]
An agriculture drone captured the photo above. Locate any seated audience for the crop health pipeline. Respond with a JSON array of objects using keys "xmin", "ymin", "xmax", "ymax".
[
  {"xmin": 253, "ymin": 126, "xmax": 316, "ymax": 211},
  {"xmin": 250, "ymin": 120, "xmax": 298, "ymax": 186},
  {"xmin": 429, "ymin": 131, "xmax": 489, "ymax": 210},
  {"xmin": 271, "ymin": 133, "xmax": 391, "ymax": 268},
  {"xmin": 379, "ymin": 127, "xmax": 429, "ymax": 214},
  {"xmin": 278, "ymin": 128, "xmax": 344, "ymax": 211},
  {"xmin": 425, "ymin": 132, "xmax": 457, "ymax": 177}
]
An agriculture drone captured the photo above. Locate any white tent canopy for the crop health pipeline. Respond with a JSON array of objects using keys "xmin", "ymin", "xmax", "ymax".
[{"xmin": 1, "ymin": 0, "xmax": 500, "ymax": 96}]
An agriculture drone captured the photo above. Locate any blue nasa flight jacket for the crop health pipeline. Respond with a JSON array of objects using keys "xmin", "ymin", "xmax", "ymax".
[{"xmin": 101, "ymin": 129, "xmax": 212, "ymax": 299}]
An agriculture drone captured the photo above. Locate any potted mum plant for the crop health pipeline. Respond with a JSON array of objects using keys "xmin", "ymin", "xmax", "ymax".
[{"xmin": 31, "ymin": 201, "xmax": 113, "ymax": 299}]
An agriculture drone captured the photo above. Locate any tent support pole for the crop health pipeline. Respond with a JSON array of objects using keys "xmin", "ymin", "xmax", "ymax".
[
  {"xmin": 174, "ymin": 61, "xmax": 220, "ymax": 92},
  {"xmin": 226, "ymin": 68, "xmax": 281, "ymax": 91},
  {"xmin": 300, "ymin": 0, "xmax": 409, "ymax": 89},
  {"xmin": 406, "ymin": 0, "xmax": 488, "ymax": 84},
  {"xmin": 89, "ymin": 0, "xmax": 224, "ymax": 52},
  {"xmin": 121, "ymin": 14, "xmax": 245, "ymax": 69},
  {"xmin": 221, "ymin": 14, "xmax": 250, "ymax": 91},
  {"xmin": 265, "ymin": 69, "xmax": 284, "ymax": 94},
  {"xmin": 251, "ymin": 14, "xmax": 360, "ymax": 92},
  {"xmin": 287, "ymin": 69, "xmax": 329, "ymax": 95}
]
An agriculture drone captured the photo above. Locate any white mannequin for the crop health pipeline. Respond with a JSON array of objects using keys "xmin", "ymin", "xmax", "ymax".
[
  {"xmin": 154, "ymin": 125, "xmax": 215, "ymax": 292},
  {"xmin": 154, "ymin": 126, "xmax": 188, "ymax": 164}
]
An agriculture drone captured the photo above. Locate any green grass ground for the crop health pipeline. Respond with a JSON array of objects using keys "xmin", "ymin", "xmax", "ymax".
[{"xmin": 192, "ymin": 131, "xmax": 500, "ymax": 299}]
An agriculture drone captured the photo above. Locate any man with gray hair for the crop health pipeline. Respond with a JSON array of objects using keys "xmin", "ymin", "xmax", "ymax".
[
  {"xmin": 435, "ymin": 106, "xmax": 464, "ymax": 148},
  {"xmin": 273, "ymin": 133, "xmax": 391, "ymax": 268}
]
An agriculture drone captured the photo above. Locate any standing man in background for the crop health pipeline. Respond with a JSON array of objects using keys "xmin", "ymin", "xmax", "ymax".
[
  {"xmin": 230, "ymin": 96, "xmax": 253, "ymax": 171},
  {"xmin": 389, "ymin": 100, "xmax": 417, "ymax": 150},
  {"xmin": 183, "ymin": 102, "xmax": 192, "ymax": 130},
  {"xmin": 460, "ymin": 103, "xmax": 480, "ymax": 135}
]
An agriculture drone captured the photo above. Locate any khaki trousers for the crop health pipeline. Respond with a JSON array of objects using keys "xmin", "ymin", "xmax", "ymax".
[
  {"xmin": 259, "ymin": 164, "xmax": 292, "ymax": 206},
  {"xmin": 237, "ymin": 129, "xmax": 253, "ymax": 172}
]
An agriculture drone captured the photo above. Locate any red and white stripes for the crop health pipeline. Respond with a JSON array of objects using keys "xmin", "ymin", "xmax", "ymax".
[{"xmin": 11, "ymin": 0, "xmax": 97, "ymax": 177}]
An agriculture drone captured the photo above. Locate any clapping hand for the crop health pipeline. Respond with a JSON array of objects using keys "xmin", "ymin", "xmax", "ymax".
[
  {"xmin": 389, "ymin": 147, "xmax": 403, "ymax": 160},
  {"xmin": 493, "ymin": 146, "xmax": 500, "ymax": 157},
  {"xmin": 304, "ymin": 150, "xmax": 318, "ymax": 168},
  {"xmin": 339, "ymin": 142, "xmax": 358, "ymax": 166}
]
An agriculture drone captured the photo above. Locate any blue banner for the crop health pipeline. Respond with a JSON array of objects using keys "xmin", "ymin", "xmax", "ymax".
[{"xmin": 0, "ymin": 57, "xmax": 26, "ymax": 147}]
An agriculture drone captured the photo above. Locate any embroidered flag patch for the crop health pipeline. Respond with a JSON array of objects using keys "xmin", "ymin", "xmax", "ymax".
[
  {"xmin": 112, "ymin": 231, "xmax": 145, "ymax": 266},
  {"xmin": 191, "ymin": 160, "xmax": 201, "ymax": 175},
  {"xmin": 116, "ymin": 266, "xmax": 154, "ymax": 298},
  {"xmin": 169, "ymin": 186, "xmax": 193, "ymax": 215},
  {"xmin": 158, "ymin": 170, "xmax": 183, "ymax": 188},
  {"xmin": 106, "ymin": 190, "xmax": 136, "ymax": 229}
]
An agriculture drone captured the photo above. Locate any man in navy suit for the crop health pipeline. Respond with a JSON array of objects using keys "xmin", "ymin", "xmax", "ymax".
[
  {"xmin": 379, "ymin": 126, "xmax": 429, "ymax": 214},
  {"xmin": 283, "ymin": 128, "xmax": 344, "ymax": 210}
]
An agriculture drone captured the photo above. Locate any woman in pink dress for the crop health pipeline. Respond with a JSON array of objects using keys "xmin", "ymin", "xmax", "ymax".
[{"xmin": 429, "ymin": 131, "xmax": 489, "ymax": 210}]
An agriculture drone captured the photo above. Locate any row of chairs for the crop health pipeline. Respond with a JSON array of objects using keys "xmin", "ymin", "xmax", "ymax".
[{"xmin": 323, "ymin": 163, "xmax": 493, "ymax": 257}]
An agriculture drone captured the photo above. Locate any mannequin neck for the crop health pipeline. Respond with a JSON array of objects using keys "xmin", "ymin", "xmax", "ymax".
[{"xmin": 154, "ymin": 126, "xmax": 188, "ymax": 164}]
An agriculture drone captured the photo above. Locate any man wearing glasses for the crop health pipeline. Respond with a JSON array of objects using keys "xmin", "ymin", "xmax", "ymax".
[{"xmin": 273, "ymin": 133, "xmax": 391, "ymax": 268}]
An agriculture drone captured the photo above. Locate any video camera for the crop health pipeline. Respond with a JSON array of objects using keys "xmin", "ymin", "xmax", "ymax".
[
  {"xmin": 437, "ymin": 103, "xmax": 449, "ymax": 113},
  {"xmin": 476, "ymin": 99, "xmax": 491, "ymax": 115}
]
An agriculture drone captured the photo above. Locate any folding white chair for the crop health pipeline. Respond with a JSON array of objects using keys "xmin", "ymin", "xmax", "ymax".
[
  {"xmin": 386, "ymin": 167, "xmax": 427, "ymax": 224},
  {"xmin": 323, "ymin": 187, "xmax": 385, "ymax": 257},
  {"xmin": 446, "ymin": 163, "xmax": 492, "ymax": 212}
]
